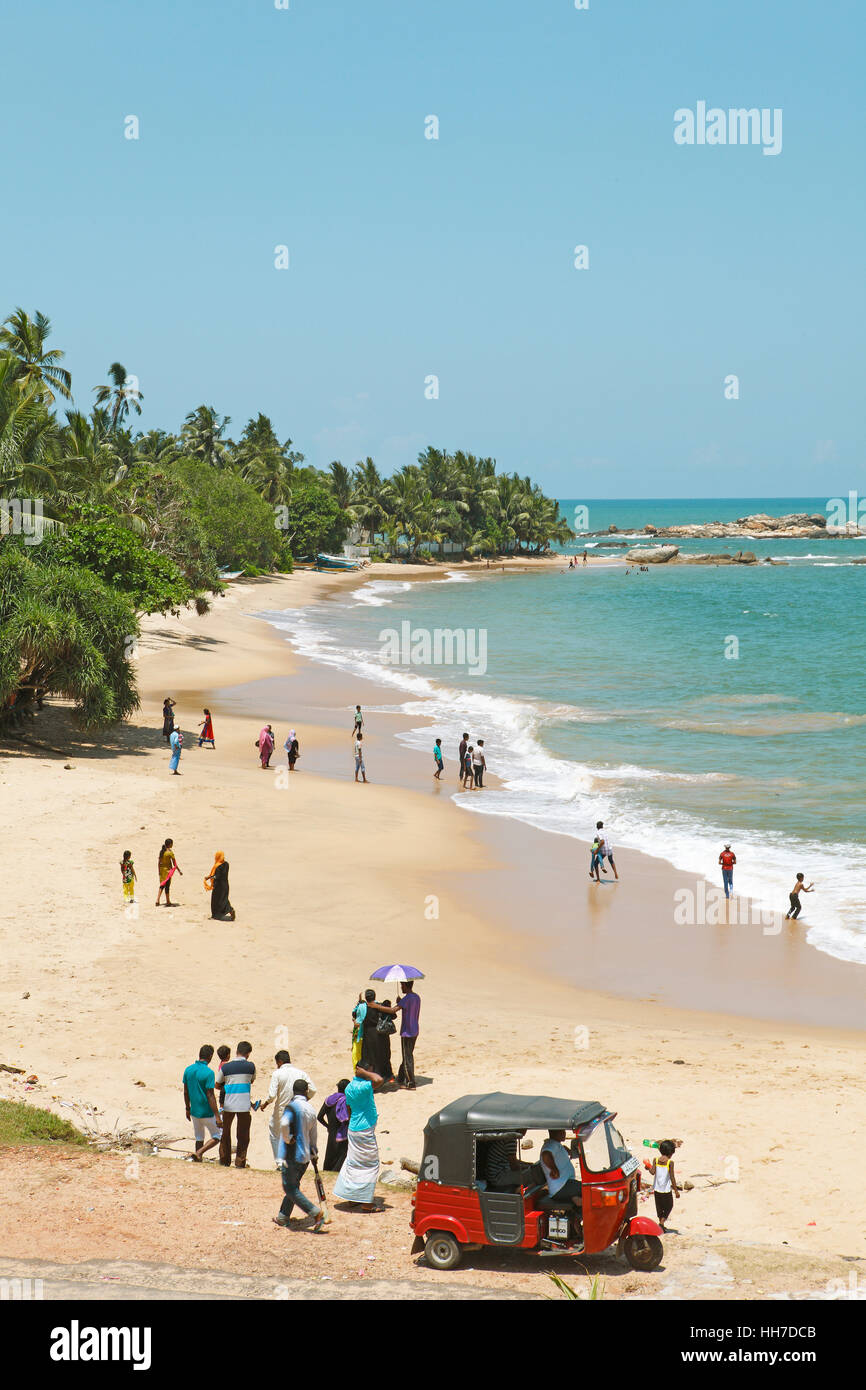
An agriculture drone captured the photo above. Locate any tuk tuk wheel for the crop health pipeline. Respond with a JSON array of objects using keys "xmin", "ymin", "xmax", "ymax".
[
  {"xmin": 623, "ymin": 1233, "xmax": 663, "ymax": 1272},
  {"xmin": 425, "ymin": 1231, "xmax": 462, "ymax": 1271}
]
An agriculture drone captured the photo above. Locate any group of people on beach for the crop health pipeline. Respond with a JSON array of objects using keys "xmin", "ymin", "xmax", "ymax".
[
  {"xmin": 180, "ymin": 979, "xmax": 422, "ymax": 1232},
  {"xmin": 255, "ymin": 724, "xmax": 300, "ymax": 771},
  {"xmin": 120, "ymin": 839, "xmax": 235, "ymax": 920},
  {"xmin": 455, "ymin": 732, "xmax": 487, "ymax": 788}
]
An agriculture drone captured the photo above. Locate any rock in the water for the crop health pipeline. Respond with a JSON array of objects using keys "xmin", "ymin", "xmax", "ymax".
[
  {"xmin": 731, "ymin": 551, "xmax": 757, "ymax": 564},
  {"xmin": 644, "ymin": 524, "xmax": 658, "ymax": 534},
  {"xmin": 608, "ymin": 524, "xmax": 619, "ymax": 533},
  {"xmin": 625, "ymin": 545, "xmax": 679, "ymax": 564}
]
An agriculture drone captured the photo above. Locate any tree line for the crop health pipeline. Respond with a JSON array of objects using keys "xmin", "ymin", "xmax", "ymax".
[{"xmin": 0, "ymin": 308, "xmax": 571, "ymax": 728}]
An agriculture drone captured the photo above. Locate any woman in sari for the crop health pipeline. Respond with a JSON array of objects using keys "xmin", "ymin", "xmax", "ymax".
[
  {"xmin": 317, "ymin": 1079, "xmax": 350, "ymax": 1172},
  {"xmin": 156, "ymin": 839, "xmax": 182, "ymax": 906},
  {"xmin": 332, "ymin": 1065, "xmax": 384, "ymax": 1211},
  {"xmin": 284, "ymin": 729, "xmax": 299, "ymax": 770},
  {"xmin": 204, "ymin": 851, "xmax": 235, "ymax": 921},
  {"xmin": 168, "ymin": 728, "xmax": 182, "ymax": 774},
  {"xmin": 198, "ymin": 709, "xmax": 215, "ymax": 748},
  {"xmin": 257, "ymin": 724, "xmax": 274, "ymax": 769},
  {"xmin": 162, "ymin": 698, "xmax": 176, "ymax": 743}
]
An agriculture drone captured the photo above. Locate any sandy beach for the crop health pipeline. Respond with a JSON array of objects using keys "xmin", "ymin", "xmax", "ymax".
[{"xmin": 2, "ymin": 563, "xmax": 865, "ymax": 1294}]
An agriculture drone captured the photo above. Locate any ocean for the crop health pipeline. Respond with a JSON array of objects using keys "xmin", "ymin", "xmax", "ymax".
[{"xmin": 261, "ymin": 498, "xmax": 866, "ymax": 968}]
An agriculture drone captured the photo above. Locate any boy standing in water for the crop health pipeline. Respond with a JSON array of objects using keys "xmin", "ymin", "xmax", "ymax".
[
  {"xmin": 351, "ymin": 704, "xmax": 363, "ymax": 737},
  {"xmin": 785, "ymin": 873, "xmax": 815, "ymax": 919}
]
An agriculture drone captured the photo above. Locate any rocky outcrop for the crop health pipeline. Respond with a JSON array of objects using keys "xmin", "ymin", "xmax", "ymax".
[
  {"xmin": 675, "ymin": 552, "xmax": 733, "ymax": 564},
  {"xmin": 625, "ymin": 545, "xmax": 679, "ymax": 564},
  {"xmin": 638, "ymin": 512, "xmax": 859, "ymax": 540}
]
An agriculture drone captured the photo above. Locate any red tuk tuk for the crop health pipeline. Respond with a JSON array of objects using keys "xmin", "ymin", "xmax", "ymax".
[{"xmin": 410, "ymin": 1092, "xmax": 664, "ymax": 1271}]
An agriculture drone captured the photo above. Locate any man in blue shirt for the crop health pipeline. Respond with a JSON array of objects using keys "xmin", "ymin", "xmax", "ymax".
[
  {"xmin": 274, "ymin": 1079, "xmax": 325, "ymax": 1232},
  {"xmin": 182, "ymin": 1044, "xmax": 222, "ymax": 1161}
]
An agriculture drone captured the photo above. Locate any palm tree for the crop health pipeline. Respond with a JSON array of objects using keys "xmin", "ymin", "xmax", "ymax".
[
  {"xmin": 93, "ymin": 362, "xmax": 143, "ymax": 431},
  {"xmin": 181, "ymin": 405, "xmax": 231, "ymax": 468},
  {"xmin": 0, "ymin": 308, "xmax": 72, "ymax": 403},
  {"xmin": 56, "ymin": 411, "xmax": 127, "ymax": 509},
  {"xmin": 0, "ymin": 353, "xmax": 59, "ymax": 500}
]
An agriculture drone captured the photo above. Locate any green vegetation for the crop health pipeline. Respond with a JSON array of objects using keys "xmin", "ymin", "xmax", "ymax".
[
  {"xmin": 0, "ymin": 306, "xmax": 571, "ymax": 729},
  {"xmin": 0, "ymin": 1098, "xmax": 88, "ymax": 1148}
]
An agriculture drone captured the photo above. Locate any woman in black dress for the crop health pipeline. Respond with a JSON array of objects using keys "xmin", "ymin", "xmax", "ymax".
[
  {"xmin": 162, "ymin": 697, "xmax": 176, "ymax": 743},
  {"xmin": 361, "ymin": 995, "xmax": 397, "ymax": 1085},
  {"xmin": 317, "ymin": 1079, "xmax": 350, "ymax": 1171},
  {"xmin": 204, "ymin": 852, "xmax": 235, "ymax": 921}
]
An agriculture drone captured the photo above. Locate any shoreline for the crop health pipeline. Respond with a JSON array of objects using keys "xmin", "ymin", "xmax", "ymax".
[
  {"xmin": 1, "ymin": 563, "xmax": 865, "ymax": 1271},
  {"xmin": 234, "ymin": 565, "xmax": 866, "ymax": 1024}
]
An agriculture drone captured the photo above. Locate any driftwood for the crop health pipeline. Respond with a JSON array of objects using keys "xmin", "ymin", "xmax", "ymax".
[{"xmin": 400, "ymin": 1156, "xmax": 421, "ymax": 1175}]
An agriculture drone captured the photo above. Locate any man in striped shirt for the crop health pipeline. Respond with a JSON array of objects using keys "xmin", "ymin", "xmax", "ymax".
[{"xmin": 216, "ymin": 1042, "xmax": 256, "ymax": 1168}]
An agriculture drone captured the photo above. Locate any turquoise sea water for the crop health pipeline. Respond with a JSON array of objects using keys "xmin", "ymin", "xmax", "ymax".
[{"xmin": 263, "ymin": 499, "xmax": 866, "ymax": 967}]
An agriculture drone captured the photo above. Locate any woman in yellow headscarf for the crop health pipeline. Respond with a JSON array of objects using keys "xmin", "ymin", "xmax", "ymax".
[{"xmin": 204, "ymin": 851, "xmax": 235, "ymax": 921}]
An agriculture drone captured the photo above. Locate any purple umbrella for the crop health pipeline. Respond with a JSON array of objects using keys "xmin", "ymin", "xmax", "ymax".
[{"xmin": 370, "ymin": 964, "xmax": 425, "ymax": 984}]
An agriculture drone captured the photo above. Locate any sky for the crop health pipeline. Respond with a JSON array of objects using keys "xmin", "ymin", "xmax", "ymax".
[{"xmin": 2, "ymin": 0, "xmax": 864, "ymax": 498}]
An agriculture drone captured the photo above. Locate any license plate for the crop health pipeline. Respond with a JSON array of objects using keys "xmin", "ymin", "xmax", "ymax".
[{"xmin": 621, "ymin": 1155, "xmax": 639, "ymax": 1176}]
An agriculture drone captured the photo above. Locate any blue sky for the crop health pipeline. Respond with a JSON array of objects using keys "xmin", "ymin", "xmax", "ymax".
[{"xmin": 2, "ymin": 0, "xmax": 863, "ymax": 497}]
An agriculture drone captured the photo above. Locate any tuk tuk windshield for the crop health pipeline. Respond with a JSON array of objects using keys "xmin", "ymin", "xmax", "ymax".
[{"xmin": 580, "ymin": 1118, "xmax": 632, "ymax": 1173}]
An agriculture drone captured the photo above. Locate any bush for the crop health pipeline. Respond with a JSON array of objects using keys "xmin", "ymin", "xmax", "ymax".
[
  {"xmin": 42, "ymin": 519, "xmax": 194, "ymax": 615},
  {"xmin": 0, "ymin": 546, "xmax": 139, "ymax": 727},
  {"xmin": 172, "ymin": 458, "xmax": 284, "ymax": 572},
  {"xmin": 285, "ymin": 479, "xmax": 350, "ymax": 557}
]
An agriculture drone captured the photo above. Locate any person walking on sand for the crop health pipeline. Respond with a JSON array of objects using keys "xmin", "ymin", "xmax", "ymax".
[
  {"xmin": 351, "ymin": 704, "xmax": 364, "ymax": 737},
  {"xmin": 596, "ymin": 821, "xmax": 619, "ymax": 880},
  {"xmin": 395, "ymin": 980, "xmax": 421, "ymax": 1090},
  {"xmin": 162, "ymin": 697, "xmax": 176, "ymax": 744},
  {"xmin": 785, "ymin": 872, "xmax": 815, "ymax": 920},
  {"xmin": 204, "ymin": 851, "xmax": 235, "ymax": 921},
  {"xmin": 198, "ymin": 708, "xmax": 215, "ymax": 748},
  {"xmin": 472, "ymin": 739, "xmax": 487, "ymax": 788},
  {"xmin": 354, "ymin": 730, "xmax": 367, "ymax": 783},
  {"xmin": 719, "ymin": 843, "xmax": 736, "ymax": 899},
  {"xmin": 120, "ymin": 850, "xmax": 137, "ymax": 904},
  {"xmin": 183, "ymin": 1044, "xmax": 222, "ymax": 1162},
  {"xmin": 168, "ymin": 727, "xmax": 183, "ymax": 775},
  {"xmin": 216, "ymin": 1042, "xmax": 256, "ymax": 1168},
  {"xmin": 433, "ymin": 738, "xmax": 444, "ymax": 780},
  {"xmin": 274, "ymin": 1079, "xmax": 326, "ymax": 1231},
  {"xmin": 458, "ymin": 732, "xmax": 468, "ymax": 782},
  {"xmin": 284, "ymin": 729, "xmax": 300, "ymax": 770},
  {"xmin": 332, "ymin": 1065, "xmax": 384, "ymax": 1211},
  {"xmin": 156, "ymin": 839, "xmax": 182, "ymax": 906},
  {"xmin": 260, "ymin": 1050, "xmax": 317, "ymax": 1165},
  {"xmin": 257, "ymin": 724, "xmax": 275, "ymax": 769},
  {"xmin": 650, "ymin": 1139, "xmax": 681, "ymax": 1232}
]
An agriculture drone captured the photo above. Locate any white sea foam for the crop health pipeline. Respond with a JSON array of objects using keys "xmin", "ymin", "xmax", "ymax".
[
  {"xmin": 259, "ymin": 605, "xmax": 866, "ymax": 968},
  {"xmin": 350, "ymin": 580, "xmax": 414, "ymax": 607}
]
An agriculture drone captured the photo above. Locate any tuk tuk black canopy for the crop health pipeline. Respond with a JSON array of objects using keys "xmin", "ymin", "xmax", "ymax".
[{"xmin": 421, "ymin": 1093, "xmax": 607, "ymax": 1187}]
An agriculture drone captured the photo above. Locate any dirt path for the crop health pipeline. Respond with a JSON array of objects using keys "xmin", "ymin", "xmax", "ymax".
[{"xmin": 1, "ymin": 1144, "xmax": 861, "ymax": 1301}]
